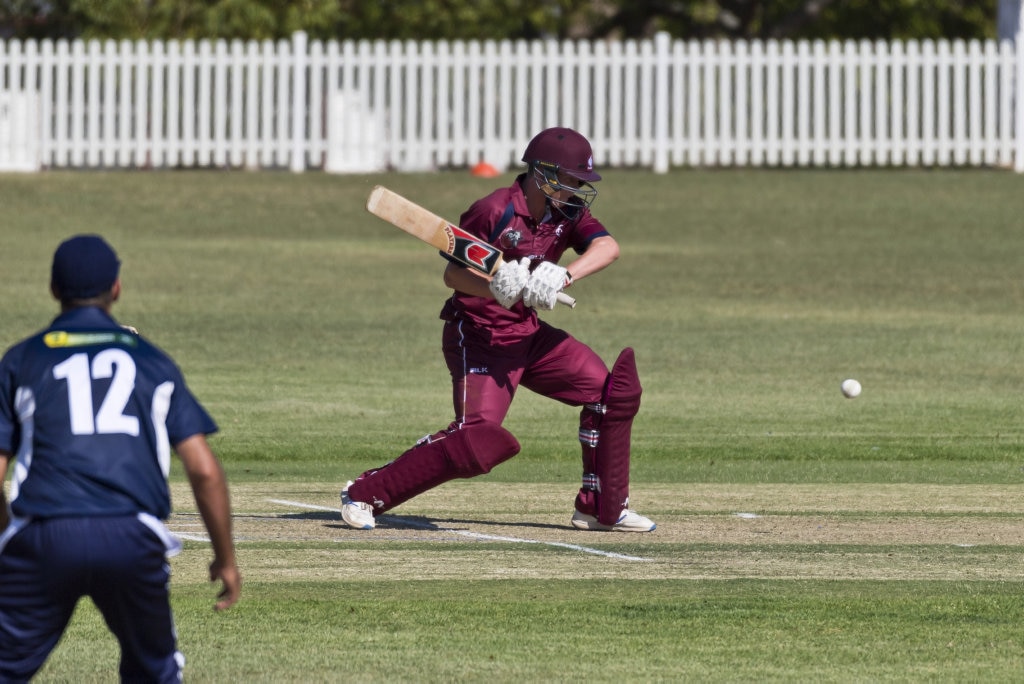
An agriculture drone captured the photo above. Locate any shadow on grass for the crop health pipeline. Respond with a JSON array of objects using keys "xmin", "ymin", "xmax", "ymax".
[{"xmin": 325, "ymin": 515, "xmax": 568, "ymax": 532}]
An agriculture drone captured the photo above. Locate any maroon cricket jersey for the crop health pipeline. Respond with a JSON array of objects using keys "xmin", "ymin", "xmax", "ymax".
[{"xmin": 440, "ymin": 174, "xmax": 609, "ymax": 340}]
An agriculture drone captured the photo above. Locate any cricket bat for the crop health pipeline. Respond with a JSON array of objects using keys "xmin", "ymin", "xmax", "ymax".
[{"xmin": 365, "ymin": 185, "xmax": 576, "ymax": 309}]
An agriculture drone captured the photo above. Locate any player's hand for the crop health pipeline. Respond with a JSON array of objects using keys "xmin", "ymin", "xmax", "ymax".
[
  {"xmin": 209, "ymin": 559, "xmax": 242, "ymax": 611},
  {"xmin": 488, "ymin": 257, "xmax": 531, "ymax": 308},
  {"xmin": 522, "ymin": 261, "xmax": 569, "ymax": 310}
]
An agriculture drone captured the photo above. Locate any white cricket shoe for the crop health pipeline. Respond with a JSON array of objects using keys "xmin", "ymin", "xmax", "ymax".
[
  {"xmin": 340, "ymin": 481, "xmax": 376, "ymax": 530},
  {"xmin": 571, "ymin": 508, "xmax": 656, "ymax": 532}
]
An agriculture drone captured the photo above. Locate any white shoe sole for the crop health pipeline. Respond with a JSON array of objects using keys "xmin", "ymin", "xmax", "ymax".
[{"xmin": 340, "ymin": 483, "xmax": 376, "ymax": 530}]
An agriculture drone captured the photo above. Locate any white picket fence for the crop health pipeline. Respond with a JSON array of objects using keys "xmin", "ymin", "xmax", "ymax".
[{"xmin": 1, "ymin": 32, "xmax": 1023, "ymax": 173}]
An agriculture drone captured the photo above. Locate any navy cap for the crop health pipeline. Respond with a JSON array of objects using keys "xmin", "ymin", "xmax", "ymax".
[{"xmin": 51, "ymin": 235, "xmax": 121, "ymax": 300}]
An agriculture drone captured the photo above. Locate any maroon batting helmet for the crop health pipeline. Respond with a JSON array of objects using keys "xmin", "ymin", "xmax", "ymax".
[{"xmin": 521, "ymin": 127, "xmax": 601, "ymax": 182}]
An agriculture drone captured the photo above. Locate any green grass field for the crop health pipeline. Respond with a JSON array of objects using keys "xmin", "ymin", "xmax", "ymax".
[{"xmin": 2, "ymin": 168, "xmax": 1024, "ymax": 682}]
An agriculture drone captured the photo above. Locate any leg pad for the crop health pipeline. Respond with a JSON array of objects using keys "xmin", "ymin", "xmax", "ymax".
[
  {"xmin": 576, "ymin": 348, "xmax": 642, "ymax": 525},
  {"xmin": 348, "ymin": 423, "xmax": 520, "ymax": 514}
]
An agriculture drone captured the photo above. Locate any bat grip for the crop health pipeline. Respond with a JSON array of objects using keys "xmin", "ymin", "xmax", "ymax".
[{"xmin": 557, "ymin": 292, "xmax": 576, "ymax": 309}]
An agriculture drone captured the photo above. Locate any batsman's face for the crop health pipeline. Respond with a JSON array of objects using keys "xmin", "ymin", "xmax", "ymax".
[
  {"xmin": 555, "ymin": 171, "xmax": 582, "ymax": 194},
  {"xmin": 539, "ymin": 167, "xmax": 582, "ymax": 197},
  {"xmin": 533, "ymin": 163, "xmax": 597, "ymax": 211}
]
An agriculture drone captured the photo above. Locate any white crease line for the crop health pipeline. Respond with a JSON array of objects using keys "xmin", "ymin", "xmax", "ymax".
[
  {"xmin": 176, "ymin": 533, "xmax": 210, "ymax": 542},
  {"xmin": 459, "ymin": 529, "xmax": 649, "ymax": 562},
  {"xmin": 268, "ymin": 498, "xmax": 650, "ymax": 562},
  {"xmin": 268, "ymin": 499, "xmax": 338, "ymax": 512}
]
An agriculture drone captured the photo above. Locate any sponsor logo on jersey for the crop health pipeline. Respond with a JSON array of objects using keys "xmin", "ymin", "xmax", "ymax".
[
  {"xmin": 499, "ymin": 229, "xmax": 522, "ymax": 249},
  {"xmin": 44, "ymin": 331, "xmax": 138, "ymax": 348}
]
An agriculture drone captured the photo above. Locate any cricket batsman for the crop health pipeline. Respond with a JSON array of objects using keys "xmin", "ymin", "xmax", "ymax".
[{"xmin": 341, "ymin": 127, "xmax": 656, "ymax": 533}]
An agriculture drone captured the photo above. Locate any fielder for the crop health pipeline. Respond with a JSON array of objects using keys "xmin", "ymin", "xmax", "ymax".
[
  {"xmin": 341, "ymin": 127, "xmax": 655, "ymax": 533},
  {"xmin": 0, "ymin": 235, "xmax": 240, "ymax": 682}
]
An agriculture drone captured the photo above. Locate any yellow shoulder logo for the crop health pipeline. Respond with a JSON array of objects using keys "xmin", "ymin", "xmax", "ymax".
[{"xmin": 44, "ymin": 331, "xmax": 137, "ymax": 348}]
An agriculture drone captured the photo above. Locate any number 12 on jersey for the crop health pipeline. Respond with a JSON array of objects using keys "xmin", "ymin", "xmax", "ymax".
[{"xmin": 53, "ymin": 350, "xmax": 140, "ymax": 436}]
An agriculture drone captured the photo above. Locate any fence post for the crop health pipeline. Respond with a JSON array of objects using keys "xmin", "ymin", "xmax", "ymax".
[
  {"xmin": 653, "ymin": 32, "xmax": 671, "ymax": 173},
  {"xmin": 291, "ymin": 31, "xmax": 307, "ymax": 173},
  {"xmin": 1016, "ymin": 9, "xmax": 1024, "ymax": 171}
]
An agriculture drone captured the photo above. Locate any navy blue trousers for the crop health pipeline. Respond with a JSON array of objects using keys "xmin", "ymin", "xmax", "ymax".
[{"xmin": 0, "ymin": 515, "xmax": 181, "ymax": 683}]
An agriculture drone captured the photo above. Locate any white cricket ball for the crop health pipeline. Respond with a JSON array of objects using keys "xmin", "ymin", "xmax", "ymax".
[{"xmin": 841, "ymin": 378, "xmax": 862, "ymax": 399}]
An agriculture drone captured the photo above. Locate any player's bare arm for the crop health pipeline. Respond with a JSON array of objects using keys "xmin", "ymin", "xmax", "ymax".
[
  {"xmin": 520, "ymin": 236, "xmax": 620, "ymax": 310},
  {"xmin": 175, "ymin": 434, "xmax": 241, "ymax": 611},
  {"xmin": 444, "ymin": 260, "xmax": 494, "ymax": 298},
  {"xmin": 0, "ymin": 451, "xmax": 9, "ymax": 533},
  {"xmin": 565, "ymin": 235, "xmax": 620, "ymax": 283}
]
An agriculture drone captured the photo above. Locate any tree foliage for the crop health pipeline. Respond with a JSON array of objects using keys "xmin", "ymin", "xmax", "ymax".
[
  {"xmin": 0, "ymin": 0, "xmax": 342, "ymax": 40},
  {"xmin": 0, "ymin": 0, "xmax": 998, "ymax": 42},
  {"xmin": 590, "ymin": 0, "xmax": 996, "ymax": 41},
  {"xmin": 330, "ymin": 0, "xmax": 581, "ymax": 40}
]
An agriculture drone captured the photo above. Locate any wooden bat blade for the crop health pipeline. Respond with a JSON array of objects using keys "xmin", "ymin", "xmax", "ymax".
[
  {"xmin": 366, "ymin": 185, "xmax": 451, "ymax": 252},
  {"xmin": 366, "ymin": 185, "xmax": 576, "ymax": 308},
  {"xmin": 367, "ymin": 185, "xmax": 502, "ymax": 275}
]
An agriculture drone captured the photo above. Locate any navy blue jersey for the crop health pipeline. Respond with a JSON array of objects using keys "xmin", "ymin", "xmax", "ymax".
[{"xmin": 0, "ymin": 307, "xmax": 217, "ymax": 520}]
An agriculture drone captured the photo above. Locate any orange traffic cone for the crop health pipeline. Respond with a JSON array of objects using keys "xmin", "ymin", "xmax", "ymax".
[{"xmin": 471, "ymin": 162, "xmax": 500, "ymax": 178}]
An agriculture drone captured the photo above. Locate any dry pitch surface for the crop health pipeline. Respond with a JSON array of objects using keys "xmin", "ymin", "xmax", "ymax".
[{"xmin": 166, "ymin": 482, "xmax": 1024, "ymax": 584}]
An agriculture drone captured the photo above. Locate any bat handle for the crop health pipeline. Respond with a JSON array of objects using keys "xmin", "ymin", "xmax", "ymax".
[{"xmin": 557, "ymin": 292, "xmax": 576, "ymax": 309}]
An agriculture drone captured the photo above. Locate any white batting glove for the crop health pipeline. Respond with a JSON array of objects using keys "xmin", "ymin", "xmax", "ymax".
[
  {"xmin": 522, "ymin": 261, "xmax": 569, "ymax": 310},
  {"xmin": 488, "ymin": 257, "xmax": 531, "ymax": 308}
]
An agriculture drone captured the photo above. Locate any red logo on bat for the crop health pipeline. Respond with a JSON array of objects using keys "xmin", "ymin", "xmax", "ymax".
[
  {"xmin": 465, "ymin": 243, "xmax": 496, "ymax": 268},
  {"xmin": 448, "ymin": 225, "xmax": 501, "ymax": 273}
]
